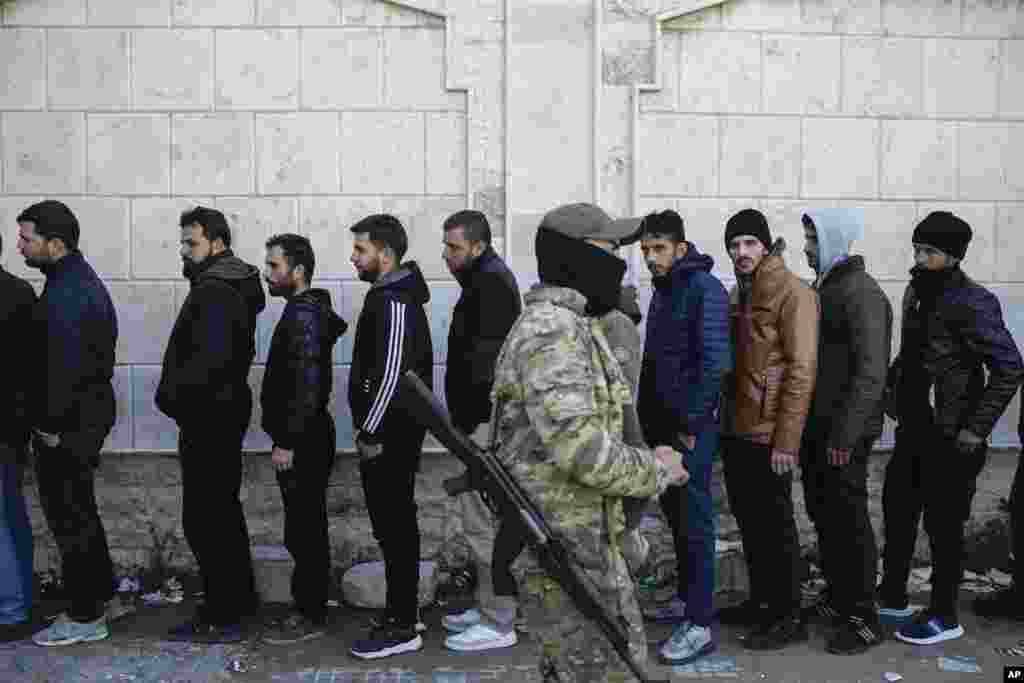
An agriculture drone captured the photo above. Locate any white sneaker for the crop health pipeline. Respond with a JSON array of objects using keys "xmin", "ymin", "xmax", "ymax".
[
  {"xmin": 444, "ymin": 623, "xmax": 518, "ymax": 652},
  {"xmin": 441, "ymin": 608, "xmax": 481, "ymax": 633}
]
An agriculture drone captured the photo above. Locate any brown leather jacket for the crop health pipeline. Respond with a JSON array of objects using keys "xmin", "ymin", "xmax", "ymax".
[{"xmin": 722, "ymin": 239, "xmax": 819, "ymax": 456}]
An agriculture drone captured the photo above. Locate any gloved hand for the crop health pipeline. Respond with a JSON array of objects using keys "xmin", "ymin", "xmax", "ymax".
[{"xmin": 955, "ymin": 428, "xmax": 984, "ymax": 455}]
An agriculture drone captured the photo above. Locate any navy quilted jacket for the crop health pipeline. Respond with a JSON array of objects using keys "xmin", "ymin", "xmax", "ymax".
[{"xmin": 638, "ymin": 244, "xmax": 731, "ymax": 443}]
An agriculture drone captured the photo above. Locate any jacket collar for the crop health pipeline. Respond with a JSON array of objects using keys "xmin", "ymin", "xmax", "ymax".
[
  {"xmin": 453, "ymin": 246, "xmax": 498, "ymax": 287},
  {"xmin": 524, "ymin": 284, "xmax": 587, "ymax": 316},
  {"xmin": 817, "ymin": 254, "xmax": 864, "ymax": 289},
  {"xmin": 40, "ymin": 250, "xmax": 84, "ymax": 278}
]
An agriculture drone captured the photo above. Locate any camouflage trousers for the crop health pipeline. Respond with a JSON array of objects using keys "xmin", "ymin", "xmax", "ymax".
[{"xmin": 517, "ymin": 553, "xmax": 649, "ymax": 683}]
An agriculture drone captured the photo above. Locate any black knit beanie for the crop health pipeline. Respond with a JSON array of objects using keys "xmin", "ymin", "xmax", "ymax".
[
  {"xmin": 912, "ymin": 211, "xmax": 972, "ymax": 260},
  {"xmin": 724, "ymin": 209, "xmax": 772, "ymax": 251}
]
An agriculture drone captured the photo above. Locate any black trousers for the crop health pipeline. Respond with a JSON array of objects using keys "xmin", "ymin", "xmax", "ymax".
[
  {"xmin": 492, "ymin": 517, "xmax": 525, "ymax": 598},
  {"xmin": 276, "ymin": 414, "xmax": 336, "ymax": 624},
  {"xmin": 179, "ymin": 416, "xmax": 258, "ymax": 627},
  {"xmin": 721, "ymin": 437, "xmax": 802, "ymax": 617},
  {"xmin": 34, "ymin": 432, "xmax": 115, "ymax": 622},
  {"xmin": 360, "ymin": 434, "xmax": 424, "ymax": 628},
  {"xmin": 801, "ymin": 437, "xmax": 878, "ymax": 614},
  {"xmin": 879, "ymin": 423, "xmax": 987, "ymax": 620},
  {"xmin": 1012, "ymin": 451, "xmax": 1024, "ymax": 584}
]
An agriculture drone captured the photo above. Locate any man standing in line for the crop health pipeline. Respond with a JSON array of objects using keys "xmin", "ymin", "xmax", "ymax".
[
  {"xmin": 347, "ymin": 214, "xmax": 434, "ymax": 660},
  {"xmin": 799, "ymin": 209, "xmax": 892, "ymax": 654},
  {"xmin": 877, "ymin": 212, "xmax": 1023, "ymax": 644},
  {"xmin": 717, "ymin": 209, "xmax": 819, "ymax": 650},
  {"xmin": 16, "ymin": 201, "xmax": 119, "ymax": 647},
  {"xmin": 636, "ymin": 210, "xmax": 730, "ymax": 664},
  {"xmin": 156, "ymin": 207, "xmax": 266, "ymax": 643},
  {"xmin": 259, "ymin": 234, "xmax": 347, "ymax": 645},
  {"xmin": 0, "ymin": 234, "xmax": 39, "ymax": 642},
  {"xmin": 437, "ymin": 210, "xmax": 522, "ymax": 652}
]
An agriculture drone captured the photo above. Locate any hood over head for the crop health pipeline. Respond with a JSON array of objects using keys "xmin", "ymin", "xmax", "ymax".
[
  {"xmin": 294, "ymin": 288, "xmax": 349, "ymax": 343},
  {"xmin": 198, "ymin": 249, "xmax": 266, "ymax": 320},
  {"xmin": 803, "ymin": 208, "xmax": 864, "ymax": 281},
  {"xmin": 372, "ymin": 260, "xmax": 430, "ymax": 305}
]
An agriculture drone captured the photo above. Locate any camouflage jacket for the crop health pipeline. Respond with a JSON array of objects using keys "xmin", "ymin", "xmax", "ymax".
[{"xmin": 491, "ymin": 285, "xmax": 673, "ymax": 586}]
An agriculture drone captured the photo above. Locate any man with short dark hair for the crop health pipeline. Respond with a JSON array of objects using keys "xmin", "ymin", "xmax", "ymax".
[
  {"xmin": 438, "ymin": 209, "xmax": 522, "ymax": 652},
  {"xmin": 157, "ymin": 206, "xmax": 266, "ymax": 643},
  {"xmin": 0, "ymin": 233, "xmax": 39, "ymax": 643},
  {"xmin": 259, "ymin": 234, "xmax": 347, "ymax": 646},
  {"xmin": 16, "ymin": 200, "xmax": 120, "ymax": 647},
  {"xmin": 637, "ymin": 209, "xmax": 729, "ymax": 664},
  {"xmin": 347, "ymin": 214, "xmax": 433, "ymax": 660}
]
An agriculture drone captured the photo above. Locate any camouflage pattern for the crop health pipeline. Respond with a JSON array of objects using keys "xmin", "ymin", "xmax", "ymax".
[{"xmin": 491, "ymin": 284, "xmax": 673, "ymax": 682}]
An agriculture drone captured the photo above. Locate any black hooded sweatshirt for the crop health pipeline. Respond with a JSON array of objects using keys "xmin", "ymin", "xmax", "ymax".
[
  {"xmin": 156, "ymin": 249, "xmax": 266, "ymax": 428},
  {"xmin": 260, "ymin": 288, "xmax": 347, "ymax": 450},
  {"xmin": 349, "ymin": 262, "xmax": 433, "ymax": 446}
]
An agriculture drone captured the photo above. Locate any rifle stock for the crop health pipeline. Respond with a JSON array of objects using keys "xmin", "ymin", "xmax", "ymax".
[{"xmin": 395, "ymin": 371, "xmax": 666, "ymax": 683}]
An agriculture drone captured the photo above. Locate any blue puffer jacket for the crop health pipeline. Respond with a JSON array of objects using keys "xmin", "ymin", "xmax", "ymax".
[{"xmin": 638, "ymin": 243, "xmax": 730, "ymax": 444}]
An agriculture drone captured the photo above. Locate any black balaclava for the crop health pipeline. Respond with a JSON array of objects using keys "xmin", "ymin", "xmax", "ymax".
[{"xmin": 535, "ymin": 227, "xmax": 627, "ymax": 317}]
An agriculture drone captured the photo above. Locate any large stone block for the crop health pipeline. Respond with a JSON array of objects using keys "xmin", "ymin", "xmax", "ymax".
[
  {"xmin": 840, "ymin": 200, "xmax": 917, "ymax": 280},
  {"xmin": 381, "ymin": 195, "xmax": 465, "ymax": 279},
  {"xmin": 880, "ymin": 120, "xmax": 956, "ymax": 200},
  {"xmin": 61, "ymin": 197, "xmax": 131, "ymax": 279},
  {"xmin": 923, "ymin": 39, "xmax": 999, "ymax": 119},
  {"xmin": 217, "ymin": 196, "xmax": 297, "ymax": 275},
  {"xmin": 301, "ymin": 28, "xmax": 381, "ymax": 109},
  {"xmin": 961, "ymin": 0, "xmax": 1018, "ymax": 36},
  {"xmin": 0, "ymin": 28, "xmax": 44, "ymax": 109},
  {"xmin": 959, "ymin": 123, "xmax": 1024, "ymax": 201},
  {"xmin": 89, "ymin": 0, "xmax": 172, "ymax": 25},
  {"xmin": 2, "ymin": 0, "xmax": 85, "ymax": 25},
  {"xmin": 340, "ymin": 112, "xmax": 425, "ymax": 193},
  {"xmin": 802, "ymin": 118, "xmax": 879, "ymax": 199},
  {"xmin": 640, "ymin": 32, "xmax": 678, "ymax": 112},
  {"xmin": 256, "ymin": 113, "xmax": 339, "ymax": 194},
  {"xmin": 426, "ymin": 112, "xmax": 467, "ymax": 196},
  {"xmin": 336, "ymin": 281, "xmax": 371, "ymax": 363},
  {"xmin": 131, "ymin": 196, "xmax": 212, "ymax": 278},
  {"xmin": 842, "ymin": 36, "xmax": 922, "ymax": 117},
  {"xmin": 215, "ymin": 29, "xmax": 298, "ymax": 110},
  {"xmin": 87, "ymin": 114, "xmax": 171, "ymax": 194},
  {"xmin": 257, "ymin": 0, "xmax": 340, "ymax": 25},
  {"xmin": 108, "ymin": 282, "xmax": 177, "ymax": 364},
  {"xmin": 2, "ymin": 112, "xmax": 85, "ymax": 194},
  {"xmin": 131, "ymin": 365, "xmax": 179, "ymax": 452},
  {"xmin": 800, "ymin": 0, "xmax": 882, "ymax": 33},
  {"xmin": 172, "ymin": 113, "xmax": 253, "ymax": 195},
  {"xmin": 382, "ymin": 27, "xmax": 464, "ymax": 111},
  {"xmin": 677, "ymin": 30, "xmax": 760, "ymax": 115},
  {"xmin": 996, "ymin": 204, "xmax": 1024, "ymax": 282},
  {"xmin": 342, "ymin": 0, "xmax": 443, "ymax": 28},
  {"xmin": 915, "ymin": 201, "xmax": 997, "ymax": 281},
  {"xmin": 720, "ymin": 116, "xmax": 800, "ymax": 198},
  {"xmin": 132, "ymin": 29, "xmax": 213, "ymax": 110},
  {"xmin": 637, "ymin": 114, "xmax": 717, "ymax": 196},
  {"xmin": 172, "ymin": 0, "xmax": 254, "ymax": 25},
  {"xmin": 881, "ymin": 0, "xmax": 961, "ymax": 36},
  {"xmin": 763, "ymin": 34, "xmax": 840, "ymax": 116},
  {"xmin": 298, "ymin": 195, "xmax": 380, "ymax": 279},
  {"xmin": 721, "ymin": 0, "xmax": 805, "ymax": 31},
  {"xmin": 1004, "ymin": 41, "xmax": 1024, "ymax": 119},
  {"xmin": 47, "ymin": 29, "xmax": 130, "ymax": 109}
]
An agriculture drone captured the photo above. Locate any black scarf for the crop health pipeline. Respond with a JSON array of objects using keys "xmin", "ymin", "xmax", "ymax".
[
  {"xmin": 909, "ymin": 264, "xmax": 959, "ymax": 307},
  {"xmin": 535, "ymin": 227, "xmax": 626, "ymax": 317}
]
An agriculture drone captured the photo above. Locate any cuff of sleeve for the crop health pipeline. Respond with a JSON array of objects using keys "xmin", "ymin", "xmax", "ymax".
[{"xmin": 653, "ymin": 456, "xmax": 675, "ymax": 497}]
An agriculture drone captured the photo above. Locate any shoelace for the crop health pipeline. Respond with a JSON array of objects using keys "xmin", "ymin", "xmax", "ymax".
[{"xmin": 848, "ymin": 616, "xmax": 878, "ymax": 643}]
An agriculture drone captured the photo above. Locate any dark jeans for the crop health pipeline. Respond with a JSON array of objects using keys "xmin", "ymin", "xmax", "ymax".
[
  {"xmin": 360, "ymin": 435, "xmax": 424, "ymax": 628},
  {"xmin": 0, "ymin": 452, "xmax": 33, "ymax": 624},
  {"xmin": 721, "ymin": 437, "xmax": 802, "ymax": 618},
  {"xmin": 879, "ymin": 424, "xmax": 987, "ymax": 621},
  {"xmin": 658, "ymin": 428, "xmax": 717, "ymax": 626},
  {"xmin": 1012, "ymin": 451, "xmax": 1024, "ymax": 584},
  {"xmin": 492, "ymin": 517, "xmax": 525, "ymax": 599},
  {"xmin": 179, "ymin": 418, "xmax": 257, "ymax": 627},
  {"xmin": 276, "ymin": 415, "xmax": 336, "ymax": 624},
  {"xmin": 34, "ymin": 434, "xmax": 115, "ymax": 622},
  {"xmin": 801, "ymin": 437, "xmax": 878, "ymax": 614}
]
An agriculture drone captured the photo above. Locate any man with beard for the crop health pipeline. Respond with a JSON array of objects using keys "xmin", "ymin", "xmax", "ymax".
[
  {"xmin": 636, "ymin": 210, "xmax": 729, "ymax": 664},
  {"xmin": 877, "ymin": 212, "xmax": 1023, "ymax": 645},
  {"xmin": 717, "ymin": 209, "xmax": 818, "ymax": 650},
  {"xmin": 259, "ymin": 234, "xmax": 347, "ymax": 646},
  {"xmin": 490, "ymin": 203, "xmax": 687, "ymax": 682},
  {"xmin": 0, "ymin": 233, "xmax": 37, "ymax": 643},
  {"xmin": 347, "ymin": 214, "xmax": 433, "ymax": 660},
  {"xmin": 16, "ymin": 201, "xmax": 119, "ymax": 647},
  {"xmin": 156, "ymin": 206, "xmax": 266, "ymax": 643},
  {"xmin": 437, "ymin": 210, "xmax": 522, "ymax": 652},
  {"xmin": 799, "ymin": 209, "xmax": 891, "ymax": 654}
]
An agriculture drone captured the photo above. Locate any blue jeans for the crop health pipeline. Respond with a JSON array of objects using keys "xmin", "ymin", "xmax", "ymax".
[
  {"xmin": 0, "ymin": 456, "xmax": 34, "ymax": 624},
  {"xmin": 658, "ymin": 428, "xmax": 717, "ymax": 626}
]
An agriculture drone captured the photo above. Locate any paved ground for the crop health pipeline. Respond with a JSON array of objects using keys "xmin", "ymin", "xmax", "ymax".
[{"xmin": 1, "ymin": 592, "xmax": 1022, "ymax": 682}]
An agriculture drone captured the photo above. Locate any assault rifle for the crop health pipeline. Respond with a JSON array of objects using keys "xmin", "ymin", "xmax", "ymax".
[{"xmin": 395, "ymin": 371, "xmax": 666, "ymax": 683}]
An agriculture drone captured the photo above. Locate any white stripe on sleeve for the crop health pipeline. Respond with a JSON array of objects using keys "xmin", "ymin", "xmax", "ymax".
[{"xmin": 363, "ymin": 300, "xmax": 406, "ymax": 433}]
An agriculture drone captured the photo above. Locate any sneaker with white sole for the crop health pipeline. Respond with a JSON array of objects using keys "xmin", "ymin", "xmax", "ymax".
[
  {"xmin": 444, "ymin": 623, "xmax": 518, "ymax": 652},
  {"xmin": 878, "ymin": 602, "xmax": 923, "ymax": 619},
  {"xmin": 350, "ymin": 623, "xmax": 423, "ymax": 660},
  {"xmin": 643, "ymin": 596, "xmax": 687, "ymax": 624},
  {"xmin": 894, "ymin": 611, "xmax": 964, "ymax": 645},
  {"xmin": 33, "ymin": 615, "xmax": 109, "ymax": 647},
  {"xmin": 442, "ymin": 608, "xmax": 482, "ymax": 632},
  {"xmin": 660, "ymin": 622, "xmax": 716, "ymax": 664}
]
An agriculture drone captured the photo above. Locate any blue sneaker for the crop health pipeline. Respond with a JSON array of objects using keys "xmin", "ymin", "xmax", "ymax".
[
  {"xmin": 894, "ymin": 611, "xmax": 964, "ymax": 645},
  {"xmin": 659, "ymin": 622, "xmax": 716, "ymax": 664},
  {"xmin": 32, "ymin": 615, "xmax": 109, "ymax": 647}
]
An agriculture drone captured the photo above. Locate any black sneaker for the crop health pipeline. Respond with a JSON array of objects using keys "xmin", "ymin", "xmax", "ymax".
[
  {"xmin": 167, "ymin": 618, "xmax": 244, "ymax": 644},
  {"xmin": 262, "ymin": 614, "xmax": 325, "ymax": 645},
  {"xmin": 973, "ymin": 588, "xmax": 1024, "ymax": 621},
  {"xmin": 715, "ymin": 599, "xmax": 769, "ymax": 626},
  {"xmin": 350, "ymin": 623, "xmax": 423, "ymax": 660},
  {"xmin": 826, "ymin": 614, "xmax": 882, "ymax": 655},
  {"xmin": 0, "ymin": 619, "xmax": 39, "ymax": 643},
  {"xmin": 802, "ymin": 595, "xmax": 840, "ymax": 626},
  {"xmin": 743, "ymin": 614, "xmax": 809, "ymax": 651}
]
